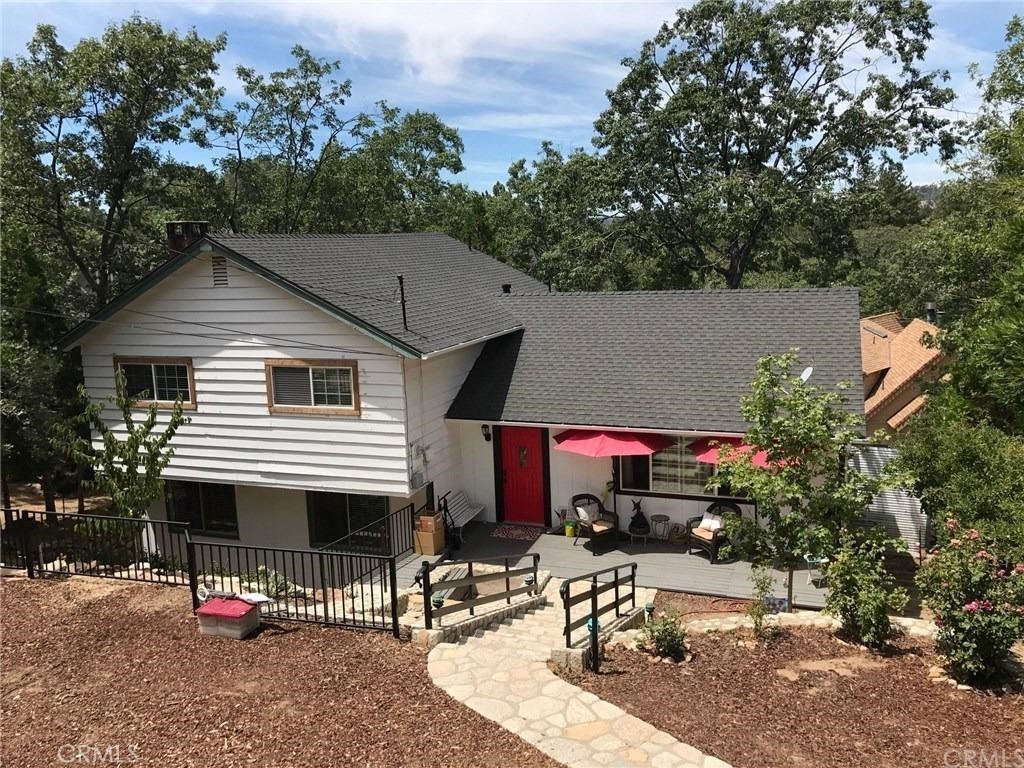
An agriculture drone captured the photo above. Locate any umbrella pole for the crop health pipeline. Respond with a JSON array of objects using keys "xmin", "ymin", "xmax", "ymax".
[{"xmin": 611, "ymin": 458, "xmax": 618, "ymax": 518}]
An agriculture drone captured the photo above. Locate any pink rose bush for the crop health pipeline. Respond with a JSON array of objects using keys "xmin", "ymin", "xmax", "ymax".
[{"xmin": 918, "ymin": 518, "xmax": 1024, "ymax": 683}]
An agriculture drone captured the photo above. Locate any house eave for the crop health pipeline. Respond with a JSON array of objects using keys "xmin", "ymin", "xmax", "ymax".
[{"xmin": 445, "ymin": 416, "xmax": 746, "ymax": 438}]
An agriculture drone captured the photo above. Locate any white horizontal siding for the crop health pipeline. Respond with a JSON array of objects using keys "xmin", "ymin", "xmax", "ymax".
[
  {"xmin": 79, "ymin": 254, "xmax": 411, "ymax": 495},
  {"xmin": 405, "ymin": 344, "xmax": 482, "ymax": 499}
]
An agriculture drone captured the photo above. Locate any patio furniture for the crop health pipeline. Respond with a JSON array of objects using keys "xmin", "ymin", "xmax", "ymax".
[
  {"xmin": 571, "ymin": 493, "xmax": 619, "ymax": 556},
  {"xmin": 651, "ymin": 514, "xmax": 670, "ymax": 540},
  {"xmin": 440, "ymin": 491, "xmax": 484, "ymax": 546},
  {"xmin": 685, "ymin": 501, "xmax": 741, "ymax": 564},
  {"xmin": 804, "ymin": 554, "xmax": 829, "ymax": 585}
]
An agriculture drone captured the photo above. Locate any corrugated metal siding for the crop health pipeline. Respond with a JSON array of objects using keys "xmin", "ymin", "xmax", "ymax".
[{"xmin": 848, "ymin": 445, "xmax": 929, "ymax": 551}]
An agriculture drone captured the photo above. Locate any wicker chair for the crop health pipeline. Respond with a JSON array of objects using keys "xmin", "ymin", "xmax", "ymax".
[
  {"xmin": 685, "ymin": 501, "xmax": 741, "ymax": 564},
  {"xmin": 571, "ymin": 493, "xmax": 619, "ymax": 556}
]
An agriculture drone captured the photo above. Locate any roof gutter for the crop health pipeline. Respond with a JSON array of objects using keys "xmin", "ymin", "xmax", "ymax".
[
  {"xmin": 419, "ymin": 326, "xmax": 524, "ymax": 360},
  {"xmin": 444, "ymin": 417, "xmax": 746, "ymax": 438}
]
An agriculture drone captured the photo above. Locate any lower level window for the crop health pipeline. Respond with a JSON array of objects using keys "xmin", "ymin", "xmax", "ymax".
[
  {"xmin": 307, "ymin": 492, "xmax": 387, "ymax": 548},
  {"xmin": 165, "ymin": 480, "xmax": 238, "ymax": 537}
]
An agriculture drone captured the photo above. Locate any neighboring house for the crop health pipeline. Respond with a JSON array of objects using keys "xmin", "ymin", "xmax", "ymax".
[
  {"xmin": 860, "ymin": 312, "xmax": 948, "ymax": 434},
  {"xmin": 59, "ymin": 223, "xmax": 863, "ymax": 551}
]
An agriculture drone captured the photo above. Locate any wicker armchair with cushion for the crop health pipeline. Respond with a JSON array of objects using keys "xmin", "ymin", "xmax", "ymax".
[
  {"xmin": 686, "ymin": 501, "xmax": 741, "ymax": 564},
  {"xmin": 571, "ymin": 493, "xmax": 620, "ymax": 556}
]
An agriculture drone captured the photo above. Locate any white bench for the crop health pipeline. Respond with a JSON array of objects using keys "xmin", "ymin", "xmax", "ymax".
[{"xmin": 441, "ymin": 491, "xmax": 484, "ymax": 546}]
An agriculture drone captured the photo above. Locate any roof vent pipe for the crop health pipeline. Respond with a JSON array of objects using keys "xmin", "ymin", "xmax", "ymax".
[
  {"xmin": 501, "ymin": 283, "xmax": 512, "ymax": 294},
  {"xmin": 925, "ymin": 301, "xmax": 938, "ymax": 325},
  {"xmin": 397, "ymin": 275, "xmax": 409, "ymax": 331}
]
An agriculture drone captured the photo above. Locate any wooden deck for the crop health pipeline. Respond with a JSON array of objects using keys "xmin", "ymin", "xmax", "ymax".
[{"xmin": 437, "ymin": 522, "xmax": 829, "ymax": 609}]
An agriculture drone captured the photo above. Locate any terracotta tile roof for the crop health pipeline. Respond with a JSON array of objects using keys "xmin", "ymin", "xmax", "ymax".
[
  {"xmin": 887, "ymin": 395, "xmax": 927, "ymax": 430},
  {"xmin": 864, "ymin": 318, "xmax": 946, "ymax": 418},
  {"xmin": 863, "ymin": 311, "xmax": 905, "ymax": 335},
  {"xmin": 860, "ymin": 321, "xmax": 892, "ymax": 376}
]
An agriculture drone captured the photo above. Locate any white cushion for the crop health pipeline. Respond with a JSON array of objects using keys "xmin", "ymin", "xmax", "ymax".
[
  {"xmin": 698, "ymin": 512, "xmax": 723, "ymax": 532},
  {"xmin": 575, "ymin": 505, "xmax": 591, "ymax": 523}
]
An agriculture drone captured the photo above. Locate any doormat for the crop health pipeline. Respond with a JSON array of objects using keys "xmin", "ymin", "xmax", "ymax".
[{"xmin": 491, "ymin": 524, "xmax": 544, "ymax": 542}]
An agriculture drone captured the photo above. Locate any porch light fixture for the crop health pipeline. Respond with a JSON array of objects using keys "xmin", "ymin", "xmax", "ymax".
[{"xmin": 481, "ymin": 424, "xmax": 491, "ymax": 442}]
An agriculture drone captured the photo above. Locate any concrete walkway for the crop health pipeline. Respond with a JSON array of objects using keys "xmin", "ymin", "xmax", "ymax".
[{"xmin": 427, "ymin": 580, "xmax": 730, "ymax": 768}]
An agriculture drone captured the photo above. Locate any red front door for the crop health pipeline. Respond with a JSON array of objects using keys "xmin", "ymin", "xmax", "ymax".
[{"xmin": 500, "ymin": 426, "xmax": 546, "ymax": 525}]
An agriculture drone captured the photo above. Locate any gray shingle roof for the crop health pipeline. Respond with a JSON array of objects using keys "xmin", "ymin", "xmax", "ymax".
[
  {"xmin": 208, "ymin": 233, "xmax": 549, "ymax": 356},
  {"xmin": 447, "ymin": 288, "xmax": 864, "ymax": 434}
]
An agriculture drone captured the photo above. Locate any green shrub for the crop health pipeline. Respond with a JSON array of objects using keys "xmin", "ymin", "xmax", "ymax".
[
  {"xmin": 917, "ymin": 519, "xmax": 1024, "ymax": 683},
  {"xmin": 825, "ymin": 528, "xmax": 908, "ymax": 648},
  {"xmin": 70, "ymin": 518, "xmax": 141, "ymax": 568},
  {"xmin": 242, "ymin": 565, "xmax": 311, "ymax": 600},
  {"xmin": 748, "ymin": 566, "xmax": 776, "ymax": 640},
  {"xmin": 636, "ymin": 612, "xmax": 687, "ymax": 659}
]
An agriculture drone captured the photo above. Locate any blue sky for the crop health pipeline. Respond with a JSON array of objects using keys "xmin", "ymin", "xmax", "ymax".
[{"xmin": 2, "ymin": 1, "xmax": 1018, "ymax": 189}]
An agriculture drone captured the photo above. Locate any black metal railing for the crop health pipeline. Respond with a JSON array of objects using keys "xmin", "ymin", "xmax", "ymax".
[
  {"xmin": 422, "ymin": 554, "xmax": 540, "ymax": 629},
  {"xmin": 191, "ymin": 540, "xmax": 398, "ymax": 634},
  {"xmin": 0, "ymin": 509, "xmax": 401, "ymax": 636},
  {"xmin": 0, "ymin": 509, "xmax": 193, "ymax": 586},
  {"xmin": 560, "ymin": 562, "xmax": 638, "ymax": 671},
  {"xmin": 319, "ymin": 502, "xmax": 416, "ymax": 559}
]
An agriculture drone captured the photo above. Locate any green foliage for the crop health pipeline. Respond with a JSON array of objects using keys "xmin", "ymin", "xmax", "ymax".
[
  {"xmin": 896, "ymin": 392, "xmax": 1024, "ymax": 561},
  {"xmin": 824, "ymin": 529, "xmax": 908, "ymax": 648},
  {"xmin": 242, "ymin": 565, "xmax": 311, "ymax": 600},
  {"xmin": 55, "ymin": 369, "xmax": 189, "ymax": 518},
  {"xmin": 70, "ymin": 517, "xmax": 140, "ymax": 568},
  {"xmin": 595, "ymin": 0, "xmax": 954, "ymax": 288},
  {"xmin": 637, "ymin": 612, "xmax": 688, "ymax": 659},
  {"xmin": 747, "ymin": 566, "xmax": 776, "ymax": 641},
  {"xmin": 715, "ymin": 351, "xmax": 879, "ymax": 572},
  {"xmin": 917, "ymin": 520, "xmax": 1024, "ymax": 683}
]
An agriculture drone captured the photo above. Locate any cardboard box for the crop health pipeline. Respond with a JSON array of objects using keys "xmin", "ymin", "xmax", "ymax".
[
  {"xmin": 414, "ymin": 526, "xmax": 445, "ymax": 556},
  {"xmin": 416, "ymin": 511, "xmax": 442, "ymax": 532}
]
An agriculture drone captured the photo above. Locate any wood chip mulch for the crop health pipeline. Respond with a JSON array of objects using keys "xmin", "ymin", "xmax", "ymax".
[
  {"xmin": 571, "ymin": 627, "xmax": 1024, "ymax": 768},
  {"xmin": 1, "ymin": 577, "xmax": 558, "ymax": 768}
]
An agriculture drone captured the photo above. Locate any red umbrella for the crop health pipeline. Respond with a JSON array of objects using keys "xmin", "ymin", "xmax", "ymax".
[
  {"xmin": 688, "ymin": 436, "xmax": 772, "ymax": 468},
  {"xmin": 553, "ymin": 429, "xmax": 677, "ymax": 457}
]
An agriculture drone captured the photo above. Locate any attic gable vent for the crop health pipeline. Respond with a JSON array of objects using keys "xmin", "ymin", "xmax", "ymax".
[{"xmin": 211, "ymin": 255, "xmax": 228, "ymax": 287}]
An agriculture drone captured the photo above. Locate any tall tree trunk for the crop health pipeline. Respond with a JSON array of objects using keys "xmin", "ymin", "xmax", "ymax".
[
  {"xmin": 77, "ymin": 468, "xmax": 86, "ymax": 514},
  {"xmin": 1, "ymin": 470, "xmax": 11, "ymax": 509},
  {"xmin": 41, "ymin": 472, "xmax": 56, "ymax": 512}
]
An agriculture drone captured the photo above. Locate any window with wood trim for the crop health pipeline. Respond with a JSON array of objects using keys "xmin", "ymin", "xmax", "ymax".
[
  {"xmin": 165, "ymin": 480, "xmax": 238, "ymax": 538},
  {"xmin": 306, "ymin": 491, "xmax": 387, "ymax": 548},
  {"xmin": 265, "ymin": 360, "xmax": 360, "ymax": 415},
  {"xmin": 115, "ymin": 357, "xmax": 195, "ymax": 409}
]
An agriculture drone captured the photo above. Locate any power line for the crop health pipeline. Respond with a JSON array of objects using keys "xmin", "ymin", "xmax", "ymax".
[{"xmin": 1, "ymin": 305, "xmax": 400, "ymax": 357}]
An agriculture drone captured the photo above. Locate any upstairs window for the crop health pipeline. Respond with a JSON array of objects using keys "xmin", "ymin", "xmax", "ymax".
[
  {"xmin": 115, "ymin": 357, "xmax": 195, "ymax": 409},
  {"xmin": 265, "ymin": 360, "xmax": 360, "ymax": 415}
]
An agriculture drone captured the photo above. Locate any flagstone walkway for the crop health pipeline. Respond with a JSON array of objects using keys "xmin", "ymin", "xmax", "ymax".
[{"xmin": 427, "ymin": 581, "xmax": 730, "ymax": 768}]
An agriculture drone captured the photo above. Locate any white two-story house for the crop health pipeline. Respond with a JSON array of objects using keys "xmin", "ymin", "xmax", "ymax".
[{"xmin": 59, "ymin": 224, "xmax": 863, "ymax": 554}]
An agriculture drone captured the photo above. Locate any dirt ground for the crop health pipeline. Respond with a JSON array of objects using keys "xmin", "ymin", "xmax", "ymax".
[
  {"xmin": 654, "ymin": 590, "xmax": 750, "ymax": 620},
  {"xmin": 0, "ymin": 576, "xmax": 557, "ymax": 768},
  {"xmin": 568, "ymin": 627, "xmax": 1024, "ymax": 768},
  {"xmin": 6, "ymin": 481, "xmax": 112, "ymax": 514}
]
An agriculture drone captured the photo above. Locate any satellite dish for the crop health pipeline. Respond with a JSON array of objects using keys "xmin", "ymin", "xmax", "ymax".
[{"xmin": 800, "ymin": 366, "xmax": 814, "ymax": 383}]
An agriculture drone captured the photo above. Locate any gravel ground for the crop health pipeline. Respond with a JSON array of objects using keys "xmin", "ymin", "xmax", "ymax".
[
  {"xmin": 1, "ymin": 576, "xmax": 557, "ymax": 768},
  {"xmin": 568, "ymin": 627, "xmax": 1024, "ymax": 768}
]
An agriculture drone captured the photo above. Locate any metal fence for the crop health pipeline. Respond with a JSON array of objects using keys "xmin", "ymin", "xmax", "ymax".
[
  {"xmin": 1, "ymin": 509, "xmax": 193, "ymax": 586},
  {"xmin": 560, "ymin": 562, "xmax": 638, "ymax": 671},
  {"xmin": 0, "ymin": 509, "xmax": 400, "ymax": 636},
  {"xmin": 191, "ymin": 541, "xmax": 398, "ymax": 633},
  {"xmin": 421, "ymin": 554, "xmax": 541, "ymax": 629},
  {"xmin": 319, "ymin": 501, "xmax": 416, "ymax": 559}
]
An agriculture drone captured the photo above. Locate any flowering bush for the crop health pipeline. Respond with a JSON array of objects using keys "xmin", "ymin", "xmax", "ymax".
[
  {"xmin": 825, "ymin": 528, "xmax": 908, "ymax": 648},
  {"xmin": 917, "ymin": 519, "xmax": 1024, "ymax": 683}
]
